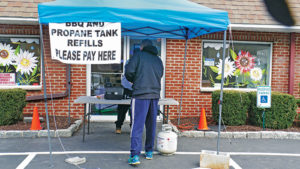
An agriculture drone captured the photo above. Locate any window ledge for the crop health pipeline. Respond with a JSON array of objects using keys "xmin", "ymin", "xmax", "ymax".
[
  {"xmin": 200, "ymin": 87, "xmax": 257, "ymax": 92},
  {"xmin": 0, "ymin": 85, "xmax": 42, "ymax": 90}
]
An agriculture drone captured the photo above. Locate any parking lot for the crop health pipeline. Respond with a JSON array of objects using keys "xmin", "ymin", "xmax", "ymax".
[{"xmin": 0, "ymin": 122, "xmax": 300, "ymax": 169}]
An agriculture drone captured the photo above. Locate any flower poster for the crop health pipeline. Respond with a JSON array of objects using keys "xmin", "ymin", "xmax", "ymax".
[
  {"xmin": 202, "ymin": 42, "xmax": 271, "ymax": 89},
  {"xmin": 0, "ymin": 37, "xmax": 40, "ymax": 86}
]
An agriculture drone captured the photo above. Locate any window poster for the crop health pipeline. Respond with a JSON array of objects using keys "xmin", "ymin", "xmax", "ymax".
[
  {"xmin": 202, "ymin": 42, "xmax": 271, "ymax": 89},
  {"xmin": 0, "ymin": 37, "xmax": 40, "ymax": 86}
]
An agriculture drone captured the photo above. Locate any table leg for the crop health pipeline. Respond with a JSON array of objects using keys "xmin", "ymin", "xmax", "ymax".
[
  {"xmin": 167, "ymin": 105, "xmax": 169, "ymax": 123},
  {"xmin": 88, "ymin": 104, "xmax": 91, "ymax": 134},
  {"xmin": 83, "ymin": 104, "xmax": 86, "ymax": 142},
  {"xmin": 163, "ymin": 105, "xmax": 166, "ymax": 124}
]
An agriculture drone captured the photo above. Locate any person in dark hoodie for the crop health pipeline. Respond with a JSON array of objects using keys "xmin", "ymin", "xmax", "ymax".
[{"xmin": 125, "ymin": 39, "xmax": 164, "ymax": 165}]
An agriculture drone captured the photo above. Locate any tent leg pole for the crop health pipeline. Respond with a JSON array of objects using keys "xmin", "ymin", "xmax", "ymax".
[
  {"xmin": 217, "ymin": 30, "xmax": 227, "ymax": 155},
  {"xmin": 39, "ymin": 24, "xmax": 53, "ymax": 167},
  {"xmin": 178, "ymin": 39, "xmax": 188, "ymax": 125},
  {"xmin": 67, "ymin": 64, "xmax": 71, "ymax": 125}
]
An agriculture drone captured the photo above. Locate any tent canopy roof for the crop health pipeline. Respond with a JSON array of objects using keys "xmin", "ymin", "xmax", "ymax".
[{"xmin": 38, "ymin": 0, "xmax": 230, "ymax": 39}]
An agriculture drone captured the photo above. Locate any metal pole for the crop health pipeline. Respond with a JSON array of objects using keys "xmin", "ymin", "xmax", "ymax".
[
  {"xmin": 67, "ymin": 64, "xmax": 71, "ymax": 125},
  {"xmin": 39, "ymin": 24, "xmax": 53, "ymax": 167},
  {"xmin": 83, "ymin": 104, "xmax": 86, "ymax": 142},
  {"xmin": 178, "ymin": 38, "xmax": 188, "ymax": 125},
  {"xmin": 262, "ymin": 109, "xmax": 265, "ymax": 130},
  {"xmin": 217, "ymin": 30, "xmax": 227, "ymax": 155}
]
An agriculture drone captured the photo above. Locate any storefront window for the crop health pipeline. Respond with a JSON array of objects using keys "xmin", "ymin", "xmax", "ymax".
[
  {"xmin": 201, "ymin": 41, "xmax": 272, "ymax": 90},
  {"xmin": 0, "ymin": 36, "xmax": 40, "ymax": 88}
]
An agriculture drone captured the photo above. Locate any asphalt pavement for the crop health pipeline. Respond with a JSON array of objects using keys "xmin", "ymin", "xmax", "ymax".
[{"xmin": 0, "ymin": 122, "xmax": 300, "ymax": 169}]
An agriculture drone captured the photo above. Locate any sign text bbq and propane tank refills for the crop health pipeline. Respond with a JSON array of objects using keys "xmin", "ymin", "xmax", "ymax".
[{"xmin": 49, "ymin": 22, "xmax": 121, "ymax": 65}]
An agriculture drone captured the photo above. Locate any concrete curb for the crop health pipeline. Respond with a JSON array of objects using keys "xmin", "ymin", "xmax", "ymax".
[
  {"xmin": 0, "ymin": 119, "xmax": 82, "ymax": 139},
  {"xmin": 169, "ymin": 122, "xmax": 300, "ymax": 140}
]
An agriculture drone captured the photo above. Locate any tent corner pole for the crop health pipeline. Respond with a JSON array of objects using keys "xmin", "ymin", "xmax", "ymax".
[
  {"xmin": 39, "ymin": 23, "xmax": 53, "ymax": 167},
  {"xmin": 217, "ymin": 30, "xmax": 227, "ymax": 155},
  {"xmin": 67, "ymin": 64, "xmax": 71, "ymax": 125},
  {"xmin": 178, "ymin": 35, "xmax": 189, "ymax": 125}
]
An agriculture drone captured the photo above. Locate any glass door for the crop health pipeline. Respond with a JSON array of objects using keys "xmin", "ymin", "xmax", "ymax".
[
  {"xmin": 90, "ymin": 38, "xmax": 124, "ymax": 116},
  {"xmin": 88, "ymin": 37, "xmax": 166, "ymax": 121},
  {"xmin": 128, "ymin": 39, "xmax": 162, "ymax": 58}
]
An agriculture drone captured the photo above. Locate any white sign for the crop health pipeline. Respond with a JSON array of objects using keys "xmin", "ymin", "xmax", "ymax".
[
  {"xmin": 49, "ymin": 22, "xmax": 121, "ymax": 64},
  {"xmin": 257, "ymin": 86, "xmax": 271, "ymax": 108},
  {"xmin": 204, "ymin": 58, "xmax": 215, "ymax": 66},
  {"xmin": 0, "ymin": 73, "xmax": 15, "ymax": 85}
]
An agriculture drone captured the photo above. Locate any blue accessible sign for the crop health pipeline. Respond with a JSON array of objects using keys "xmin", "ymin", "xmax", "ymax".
[{"xmin": 257, "ymin": 86, "xmax": 271, "ymax": 108}]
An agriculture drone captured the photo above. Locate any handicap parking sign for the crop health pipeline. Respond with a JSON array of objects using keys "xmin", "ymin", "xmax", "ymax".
[
  {"xmin": 260, "ymin": 96, "xmax": 268, "ymax": 103},
  {"xmin": 257, "ymin": 86, "xmax": 271, "ymax": 108}
]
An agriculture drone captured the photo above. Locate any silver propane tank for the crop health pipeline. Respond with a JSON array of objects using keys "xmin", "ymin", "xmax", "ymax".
[{"xmin": 157, "ymin": 124, "xmax": 177, "ymax": 155}]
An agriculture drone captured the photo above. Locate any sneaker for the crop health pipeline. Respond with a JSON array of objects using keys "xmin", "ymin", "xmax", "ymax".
[
  {"xmin": 145, "ymin": 151, "xmax": 153, "ymax": 160},
  {"xmin": 128, "ymin": 155, "xmax": 140, "ymax": 165},
  {"xmin": 115, "ymin": 128, "xmax": 121, "ymax": 134}
]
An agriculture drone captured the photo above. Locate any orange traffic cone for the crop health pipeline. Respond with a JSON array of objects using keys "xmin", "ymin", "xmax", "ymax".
[
  {"xmin": 30, "ymin": 107, "xmax": 42, "ymax": 130},
  {"xmin": 197, "ymin": 108, "xmax": 209, "ymax": 130}
]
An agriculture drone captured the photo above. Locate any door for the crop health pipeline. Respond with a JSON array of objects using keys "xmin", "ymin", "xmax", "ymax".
[{"xmin": 88, "ymin": 37, "xmax": 166, "ymax": 121}]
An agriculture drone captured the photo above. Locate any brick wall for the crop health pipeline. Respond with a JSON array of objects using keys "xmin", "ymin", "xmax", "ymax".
[
  {"xmin": 0, "ymin": 24, "xmax": 86, "ymax": 119},
  {"xmin": 294, "ymin": 33, "xmax": 300, "ymax": 99},
  {"xmin": 165, "ymin": 38, "xmax": 210, "ymax": 120},
  {"xmin": 294, "ymin": 33, "xmax": 300, "ymax": 114},
  {"xmin": 166, "ymin": 31, "xmax": 294, "ymax": 119},
  {"xmin": 1, "ymin": 24, "xmax": 298, "ymax": 119}
]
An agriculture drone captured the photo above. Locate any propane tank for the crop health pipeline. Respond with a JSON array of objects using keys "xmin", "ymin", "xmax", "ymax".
[{"xmin": 157, "ymin": 124, "xmax": 177, "ymax": 155}]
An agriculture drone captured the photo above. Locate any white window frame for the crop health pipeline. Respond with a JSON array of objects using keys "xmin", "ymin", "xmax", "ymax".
[
  {"xmin": 0, "ymin": 34, "xmax": 42, "ymax": 90},
  {"xmin": 200, "ymin": 40, "xmax": 273, "ymax": 92}
]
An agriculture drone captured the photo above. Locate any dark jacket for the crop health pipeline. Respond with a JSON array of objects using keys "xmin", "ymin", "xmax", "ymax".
[{"xmin": 125, "ymin": 45, "xmax": 164, "ymax": 99}]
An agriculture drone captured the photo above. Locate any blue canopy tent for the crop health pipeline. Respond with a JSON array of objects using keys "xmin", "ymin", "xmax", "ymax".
[
  {"xmin": 37, "ymin": 0, "xmax": 230, "ymax": 165},
  {"xmin": 38, "ymin": 0, "xmax": 229, "ymax": 39}
]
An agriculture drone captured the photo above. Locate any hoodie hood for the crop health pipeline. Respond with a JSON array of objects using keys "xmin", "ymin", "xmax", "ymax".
[{"xmin": 142, "ymin": 45, "xmax": 158, "ymax": 56}]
